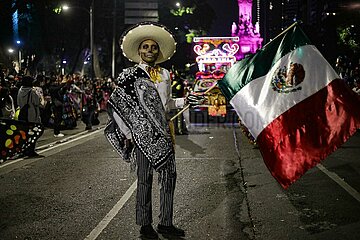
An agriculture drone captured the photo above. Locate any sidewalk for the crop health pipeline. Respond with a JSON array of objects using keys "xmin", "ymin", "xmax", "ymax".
[{"xmin": 36, "ymin": 112, "xmax": 108, "ymax": 150}]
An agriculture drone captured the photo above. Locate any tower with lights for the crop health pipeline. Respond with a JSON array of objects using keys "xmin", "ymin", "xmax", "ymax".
[{"xmin": 231, "ymin": 0, "xmax": 263, "ymax": 60}]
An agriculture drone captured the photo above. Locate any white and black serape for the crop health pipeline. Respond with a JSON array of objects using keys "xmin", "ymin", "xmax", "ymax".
[{"xmin": 104, "ymin": 65, "xmax": 175, "ymax": 173}]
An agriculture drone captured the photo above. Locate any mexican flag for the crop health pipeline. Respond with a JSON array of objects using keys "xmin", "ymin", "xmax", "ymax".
[{"xmin": 219, "ymin": 23, "xmax": 360, "ymax": 189}]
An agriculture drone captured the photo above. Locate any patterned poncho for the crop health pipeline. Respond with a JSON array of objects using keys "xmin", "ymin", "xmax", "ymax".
[{"xmin": 104, "ymin": 65, "xmax": 175, "ymax": 172}]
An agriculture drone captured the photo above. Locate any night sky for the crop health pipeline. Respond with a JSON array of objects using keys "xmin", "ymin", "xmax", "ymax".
[{"xmin": 207, "ymin": 0, "xmax": 238, "ymax": 36}]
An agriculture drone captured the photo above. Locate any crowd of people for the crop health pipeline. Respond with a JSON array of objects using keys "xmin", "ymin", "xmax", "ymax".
[
  {"xmin": 334, "ymin": 55, "xmax": 360, "ymax": 95},
  {"xmin": 1, "ymin": 69, "xmax": 115, "ymax": 129},
  {"xmin": 0, "ymin": 66, "xmax": 116, "ymax": 159}
]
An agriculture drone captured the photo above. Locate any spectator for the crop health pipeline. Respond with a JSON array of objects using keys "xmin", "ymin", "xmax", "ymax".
[
  {"xmin": 16, "ymin": 76, "xmax": 42, "ymax": 157},
  {"xmin": 33, "ymin": 75, "xmax": 46, "ymax": 124},
  {"xmin": 0, "ymin": 84, "xmax": 16, "ymax": 119},
  {"xmin": 49, "ymin": 77, "xmax": 66, "ymax": 137},
  {"xmin": 81, "ymin": 87, "xmax": 97, "ymax": 130}
]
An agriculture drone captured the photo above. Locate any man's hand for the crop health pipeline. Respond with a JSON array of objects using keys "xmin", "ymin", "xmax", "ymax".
[{"xmin": 186, "ymin": 92, "xmax": 205, "ymax": 107}]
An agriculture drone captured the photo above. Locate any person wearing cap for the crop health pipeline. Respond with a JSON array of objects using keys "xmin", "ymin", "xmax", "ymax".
[{"xmin": 104, "ymin": 22, "xmax": 186, "ymax": 239}]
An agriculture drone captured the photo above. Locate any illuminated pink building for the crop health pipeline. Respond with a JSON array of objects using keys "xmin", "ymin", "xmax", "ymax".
[
  {"xmin": 231, "ymin": 0, "xmax": 263, "ymax": 60},
  {"xmin": 192, "ymin": 0, "xmax": 263, "ymax": 74},
  {"xmin": 190, "ymin": 1, "xmax": 263, "ymax": 117}
]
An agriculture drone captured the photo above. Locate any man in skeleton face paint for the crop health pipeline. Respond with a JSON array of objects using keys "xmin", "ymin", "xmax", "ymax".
[{"xmin": 104, "ymin": 22, "xmax": 186, "ymax": 239}]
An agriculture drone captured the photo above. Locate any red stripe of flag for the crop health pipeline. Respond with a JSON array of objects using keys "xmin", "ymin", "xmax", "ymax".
[{"xmin": 257, "ymin": 79, "xmax": 360, "ymax": 189}]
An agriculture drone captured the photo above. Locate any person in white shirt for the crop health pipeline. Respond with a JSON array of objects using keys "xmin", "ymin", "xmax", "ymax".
[{"xmin": 104, "ymin": 22, "xmax": 186, "ymax": 239}]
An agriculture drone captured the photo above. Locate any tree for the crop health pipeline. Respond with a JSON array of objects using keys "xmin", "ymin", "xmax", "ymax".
[
  {"xmin": 159, "ymin": 0, "xmax": 216, "ymax": 70},
  {"xmin": 337, "ymin": 25, "xmax": 359, "ymax": 55}
]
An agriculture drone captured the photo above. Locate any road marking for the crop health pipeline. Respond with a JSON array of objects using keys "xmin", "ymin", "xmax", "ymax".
[
  {"xmin": 37, "ymin": 129, "xmax": 102, "ymax": 152},
  {"xmin": 1, "ymin": 125, "xmax": 139, "ymax": 240},
  {"xmin": 317, "ymin": 164, "xmax": 360, "ymax": 203},
  {"xmin": 37, "ymin": 130, "xmax": 93, "ymax": 150},
  {"xmin": 0, "ymin": 129, "xmax": 102, "ymax": 169},
  {"xmin": 84, "ymin": 180, "xmax": 137, "ymax": 240}
]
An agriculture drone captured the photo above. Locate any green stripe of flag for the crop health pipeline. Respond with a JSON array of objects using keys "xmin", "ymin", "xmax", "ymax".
[{"xmin": 219, "ymin": 23, "xmax": 311, "ymax": 101}]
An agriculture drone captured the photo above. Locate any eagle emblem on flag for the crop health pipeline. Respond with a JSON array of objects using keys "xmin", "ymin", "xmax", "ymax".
[{"xmin": 271, "ymin": 62, "xmax": 305, "ymax": 93}]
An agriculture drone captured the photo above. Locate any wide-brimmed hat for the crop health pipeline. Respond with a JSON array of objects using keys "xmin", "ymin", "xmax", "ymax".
[{"xmin": 120, "ymin": 22, "xmax": 177, "ymax": 64}]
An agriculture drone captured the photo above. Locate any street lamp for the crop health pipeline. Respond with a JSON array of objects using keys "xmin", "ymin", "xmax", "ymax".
[
  {"xmin": 7, "ymin": 48, "xmax": 14, "ymax": 63},
  {"xmin": 7, "ymin": 48, "xmax": 16, "ymax": 72},
  {"xmin": 111, "ymin": 0, "xmax": 117, "ymax": 78},
  {"xmin": 62, "ymin": 2, "xmax": 94, "ymax": 81},
  {"xmin": 16, "ymin": 40, "xmax": 22, "ymax": 71},
  {"xmin": 62, "ymin": 60, "xmax": 67, "ymax": 75}
]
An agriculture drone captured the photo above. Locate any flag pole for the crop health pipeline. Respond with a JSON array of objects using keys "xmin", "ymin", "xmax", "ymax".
[
  {"xmin": 262, "ymin": 21, "xmax": 300, "ymax": 48},
  {"xmin": 170, "ymin": 82, "xmax": 218, "ymax": 122}
]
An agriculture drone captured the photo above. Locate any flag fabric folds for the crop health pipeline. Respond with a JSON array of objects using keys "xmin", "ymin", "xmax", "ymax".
[{"xmin": 219, "ymin": 23, "xmax": 360, "ymax": 189}]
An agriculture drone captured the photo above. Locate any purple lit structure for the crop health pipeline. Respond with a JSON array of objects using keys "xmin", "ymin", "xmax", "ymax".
[
  {"xmin": 231, "ymin": 0, "xmax": 263, "ymax": 60},
  {"xmin": 190, "ymin": 0, "xmax": 264, "ymax": 117}
]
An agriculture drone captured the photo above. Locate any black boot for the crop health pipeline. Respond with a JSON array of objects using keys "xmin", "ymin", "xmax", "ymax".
[
  {"xmin": 140, "ymin": 225, "xmax": 158, "ymax": 239},
  {"xmin": 157, "ymin": 224, "xmax": 185, "ymax": 237}
]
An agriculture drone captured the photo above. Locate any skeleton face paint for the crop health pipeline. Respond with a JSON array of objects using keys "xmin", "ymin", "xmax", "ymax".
[{"xmin": 138, "ymin": 39, "xmax": 160, "ymax": 66}]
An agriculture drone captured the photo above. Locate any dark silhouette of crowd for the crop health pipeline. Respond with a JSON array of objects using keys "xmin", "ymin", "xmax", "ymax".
[
  {"xmin": 335, "ymin": 56, "xmax": 360, "ymax": 94},
  {"xmin": 1, "ymin": 66, "xmax": 116, "ymax": 133}
]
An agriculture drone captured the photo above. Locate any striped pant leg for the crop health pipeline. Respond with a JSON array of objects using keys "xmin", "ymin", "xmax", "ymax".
[
  {"xmin": 135, "ymin": 148, "xmax": 153, "ymax": 226},
  {"xmin": 158, "ymin": 158, "xmax": 177, "ymax": 226}
]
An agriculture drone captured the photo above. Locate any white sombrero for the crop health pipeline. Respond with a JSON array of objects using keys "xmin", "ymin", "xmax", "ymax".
[{"xmin": 120, "ymin": 22, "xmax": 177, "ymax": 64}]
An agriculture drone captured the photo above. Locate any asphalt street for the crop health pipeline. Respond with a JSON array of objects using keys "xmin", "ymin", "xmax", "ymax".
[{"xmin": 0, "ymin": 112, "xmax": 359, "ymax": 240}]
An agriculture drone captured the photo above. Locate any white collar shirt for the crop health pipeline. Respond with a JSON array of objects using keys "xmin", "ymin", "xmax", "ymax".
[{"xmin": 138, "ymin": 63, "xmax": 185, "ymax": 113}]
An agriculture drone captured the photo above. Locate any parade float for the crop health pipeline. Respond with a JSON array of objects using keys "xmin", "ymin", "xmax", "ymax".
[
  {"xmin": 191, "ymin": 0, "xmax": 263, "ymax": 144},
  {"xmin": 192, "ymin": 1, "xmax": 263, "ymax": 118},
  {"xmin": 192, "ymin": 36, "xmax": 239, "ymax": 117}
]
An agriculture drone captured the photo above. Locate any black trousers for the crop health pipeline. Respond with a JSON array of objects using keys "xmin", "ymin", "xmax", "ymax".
[
  {"xmin": 135, "ymin": 148, "xmax": 176, "ymax": 226},
  {"xmin": 53, "ymin": 105, "xmax": 63, "ymax": 135}
]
